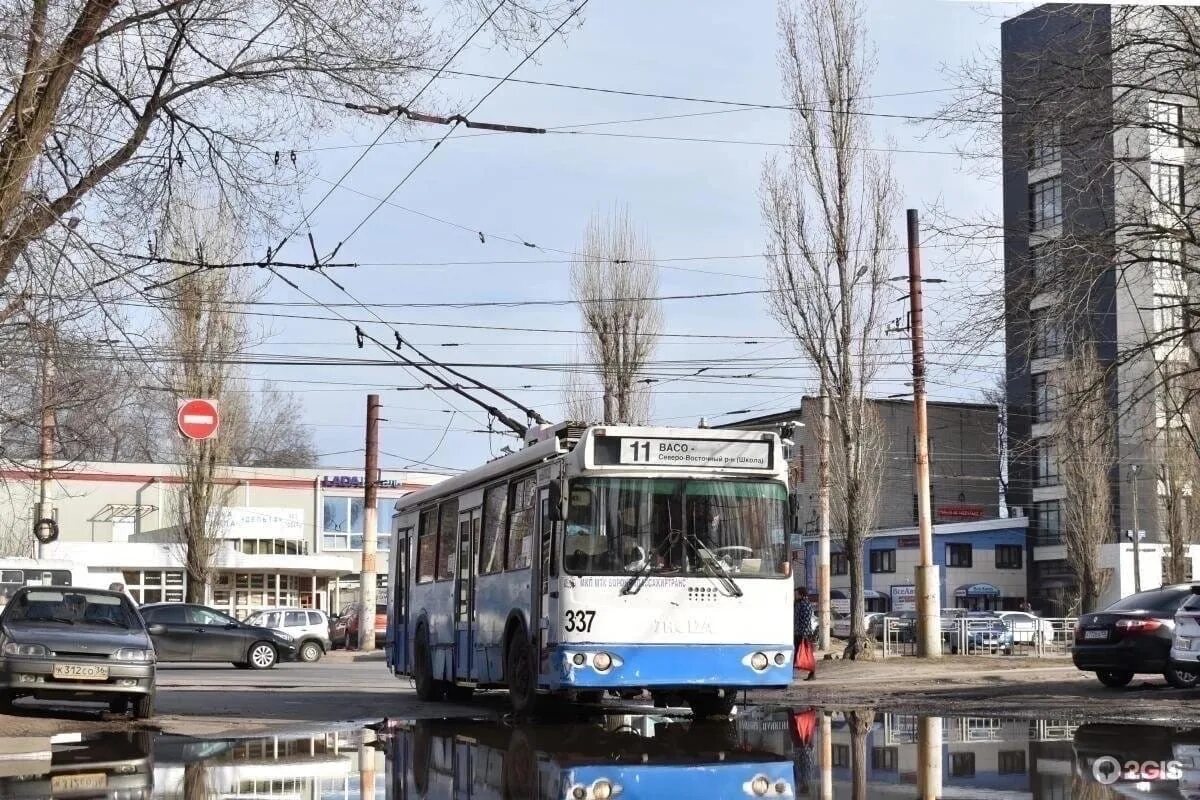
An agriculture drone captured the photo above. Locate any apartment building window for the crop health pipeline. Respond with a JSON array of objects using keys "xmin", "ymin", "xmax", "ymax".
[
  {"xmin": 1154, "ymin": 295, "xmax": 1186, "ymax": 335},
  {"xmin": 1028, "ymin": 242, "xmax": 1059, "ymax": 283},
  {"xmin": 1152, "ymin": 162, "xmax": 1184, "ymax": 215},
  {"xmin": 1150, "ymin": 100, "xmax": 1184, "ymax": 148},
  {"xmin": 831, "ymin": 744, "xmax": 851, "ymax": 769},
  {"xmin": 1030, "ymin": 309, "xmax": 1064, "ymax": 359},
  {"xmin": 832, "ymin": 552, "xmax": 848, "ymax": 575},
  {"xmin": 1029, "ymin": 123, "xmax": 1060, "ymax": 169},
  {"xmin": 1033, "ymin": 500, "xmax": 1062, "ymax": 544},
  {"xmin": 871, "ymin": 747, "xmax": 899, "ymax": 772},
  {"xmin": 998, "ymin": 750, "xmax": 1028, "ymax": 775},
  {"xmin": 1029, "ymin": 177, "xmax": 1062, "ymax": 231},
  {"xmin": 950, "ymin": 752, "xmax": 977, "ymax": 778},
  {"xmin": 1036, "ymin": 439, "xmax": 1060, "ymax": 487},
  {"xmin": 869, "ymin": 549, "xmax": 896, "ymax": 574},
  {"xmin": 1031, "ymin": 372, "xmax": 1057, "ymax": 423},
  {"xmin": 1157, "ymin": 379, "xmax": 1189, "ymax": 428},
  {"xmin": 1153, "ymin": 237, "xmax": 1185, "ymax": 284},
  {"xmin": 946, "ymin": 543, "xmax": 973, "ymax": 568},
  {"xmin": 996, "ymin": 544, "xmax": 1023, "ymax": 569}
]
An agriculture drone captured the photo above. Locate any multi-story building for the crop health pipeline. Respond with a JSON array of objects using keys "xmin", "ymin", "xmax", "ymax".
[
  {"xmin": 0, "ymin": 460, "xmax": 445, "ymax": 616},
  {"xmin": 1002, "ymin": 4, "xmax": 1200, "ymax": 612},
  {"xmin": 721, "ymin": 398, "xmax": 1001, "ymax": 533}
]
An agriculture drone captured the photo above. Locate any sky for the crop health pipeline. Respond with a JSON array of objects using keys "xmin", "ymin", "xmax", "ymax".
[{"xmin": 248, "ymin": 0, "xmax": 1036, "ymax": 475}]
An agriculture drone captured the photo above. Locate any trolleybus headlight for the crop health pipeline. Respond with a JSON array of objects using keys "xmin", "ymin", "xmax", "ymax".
[
  {"xmin": 750, "ymin": 652, "xmax": 769, "ymax": 671},
  {"xmin": 773, "ymin": 652, "xmax": 786, "ymax": 666},
  {"xmin": 775, "ymin": 781, "xmax": 790, "ymax": 795},
  {"xmin": 572, "ymin": 652, "xmax": 587, "ymax": 666},
  {"xmin": 592, "ymin": 779, "xmax": 615, "ymax": 800},
  {"xmin": 750, "ymin": 776, "xmax": 770, "ymax": 796},
  {"xmin": 593, "ymin": 652, "xmax": 613, "ymax": 672}
]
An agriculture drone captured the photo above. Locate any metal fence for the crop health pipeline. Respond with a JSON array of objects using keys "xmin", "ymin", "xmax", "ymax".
[{"xmin": 879, "ymin": 616, "xmax": 1077, "ymax": 658}]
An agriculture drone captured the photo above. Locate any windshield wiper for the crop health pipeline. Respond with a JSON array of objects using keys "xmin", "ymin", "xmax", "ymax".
[
  {"xmin": 685, "ymin": 536, "xmax": 743, "ymax": 597},
  {"xmin": 620, "ymin": 530, "xmax": 682, "ymax": 596}
]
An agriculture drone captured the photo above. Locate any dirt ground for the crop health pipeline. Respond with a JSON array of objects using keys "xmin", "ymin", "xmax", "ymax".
[
  {"xmin": 756, "ymin": 652, "xmax": 1200, "ymax": 725},
  {"xmin": 3, "ymin": 650, "xmax": 1200, "ymax": 738}
]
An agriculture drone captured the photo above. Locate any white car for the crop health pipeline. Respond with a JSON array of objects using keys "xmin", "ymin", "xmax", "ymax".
[
  {"xmin": 1171, "ymin": 588, "xmax": 1200, "ymax": 670},
  {"xmin": 997, "ymin": 611, "xmax": 1055, "ymax": 644},
  {"xmin": 831, "ymin": 612, "xmax": 882, "ymax": 640},
  {"xmin": 244, "ymin": 607, "xmax": 331, "ymax": 663}
]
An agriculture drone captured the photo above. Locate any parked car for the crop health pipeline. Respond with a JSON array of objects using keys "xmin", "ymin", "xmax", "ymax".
[
  {"xmin": 140, "ymin": 603, "xmax": 298, "ymax": 669},
  {"xmin": 1171, "ymin": 585, "xmax": 1200, "ymax": 677},
  {"xmin": 882, "ymin": 611, "xmax": 958, "ymax": 646},
  {"xmin": 959, "ymin": 612, "xmax": 1014, "ymax": 655},
  {"xmin": 1072, "ymin": 584, "xmax": 1199, "ymax": 688},
  {"xmin": 832, "ymin": 612, "xmax": 884, "ymax": 640},
  {"xmin": 0, "ymin": 730, "xmax": 153, "ymax": 799},
  {"xmin": 244, "ymin": 607, "xmax": 331, "ymax": 663},
  {"xmin": 0, "ymin": 586, "xmax": 158, "ymax": 718},
  {"xmin": 331, "ymin": 603, "xmax": 387, "ymax": 649},
  {"xmin": 998, "ymin": 610, "xmax": 1056, "ymax": 644}
]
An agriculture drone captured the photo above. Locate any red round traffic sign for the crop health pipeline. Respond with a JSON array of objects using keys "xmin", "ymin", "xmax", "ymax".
[{"xmin": 177, "ymin": 398, "xmax": 220, "ymax": 440}]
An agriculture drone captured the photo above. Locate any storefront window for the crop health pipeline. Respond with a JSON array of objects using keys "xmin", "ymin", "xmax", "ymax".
[
  {"xmin": 323, "ymin": 496, "xmax": 398, "ymax": 550},
  {"xmin": 121, "ymin": 570, "xmax": 185, "ymax": 604}
]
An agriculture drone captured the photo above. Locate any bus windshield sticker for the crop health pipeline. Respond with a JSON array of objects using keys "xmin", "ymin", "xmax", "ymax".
[{"xmin": 619, "ymin": 438, "xmax": 771, "ymax": 469}]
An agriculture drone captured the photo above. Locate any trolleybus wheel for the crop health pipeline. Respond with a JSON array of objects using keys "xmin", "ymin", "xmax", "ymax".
[
  {"xmin": 414, "ymin": 627, "xmax": 440, "ymax": 701},
  {"xmin": 506, "ymin": 631, "xmax": 538, "ymax": 716},
  {"xmin": 685, "ymin": 689, "xmax": 737, "ymax": 719}
]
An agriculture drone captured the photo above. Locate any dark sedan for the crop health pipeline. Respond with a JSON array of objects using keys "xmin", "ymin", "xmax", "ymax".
[
  {"xmin": 140, "ymin": 603, "xmax": 297, "ymax": 669},
  {"xmin": 0, "ymin": 586, "xmax": 158, "ymax": 718},
  {"xmin": 1072, "ymin": 584, "xmax": 1199, "ymax": 688}
]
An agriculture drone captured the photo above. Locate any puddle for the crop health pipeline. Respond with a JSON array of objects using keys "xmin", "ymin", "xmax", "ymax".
[{"xmin": 0, "ymin": 709, "xmax": 1197, "ymax": 797}]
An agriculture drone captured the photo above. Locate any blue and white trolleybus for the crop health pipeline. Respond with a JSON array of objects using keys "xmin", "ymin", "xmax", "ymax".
[{"xmin": 384, "ymin": 423, "xmax": 794, "ymax": 717}]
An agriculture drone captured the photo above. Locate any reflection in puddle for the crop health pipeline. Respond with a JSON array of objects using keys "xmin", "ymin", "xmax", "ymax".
[{"xmin": 3, "ymin": 710, "xmax": 1200, "ymax": 798}]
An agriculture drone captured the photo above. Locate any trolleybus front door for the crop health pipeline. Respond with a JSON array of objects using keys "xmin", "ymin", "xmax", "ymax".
[{"xmin": 454, "ymin": 508, "xmax": 480, "ymax": 680}]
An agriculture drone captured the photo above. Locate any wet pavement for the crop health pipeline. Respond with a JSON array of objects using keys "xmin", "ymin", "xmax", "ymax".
[{"xmin": 1, "ymin": 706, "xmax": 1198, "ymax": 798}]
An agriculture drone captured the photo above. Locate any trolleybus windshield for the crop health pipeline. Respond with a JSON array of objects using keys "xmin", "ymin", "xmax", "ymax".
[{"xmin": 562, "ymin": 478, "xmax": 788, "ymax": 578}]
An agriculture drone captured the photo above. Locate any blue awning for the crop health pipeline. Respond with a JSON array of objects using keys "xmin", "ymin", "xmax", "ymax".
[{"xmin": 954, "ymin": 583, "xmax": 1001, "ymax": 598}]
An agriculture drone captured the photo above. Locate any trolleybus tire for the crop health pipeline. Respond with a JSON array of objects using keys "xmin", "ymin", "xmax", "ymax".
[
  {"xmin": 506, "ymin": 630, "xmax": 539, "ymax": 716},
  {"xmin": 414, "ymin": 626, "xmax": 441, "ymax": 701},
  {"xmin": 685, "ymin": 689, "xmax": 737, "ymax": 719}
]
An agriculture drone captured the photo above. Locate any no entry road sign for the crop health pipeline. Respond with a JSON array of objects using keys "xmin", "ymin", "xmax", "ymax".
[{"xmin": 177, "ymin": 398, "xmax": 220, "ymax": 440}]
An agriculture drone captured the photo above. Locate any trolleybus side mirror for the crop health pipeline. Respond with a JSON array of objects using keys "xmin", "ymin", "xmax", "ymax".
[
  {"xmin": 548, "ymin": 479, "xmax": 565, "ymax": 521},
  {"xmin": 1191, "ymin": 585, "xmax": 1200, "ymax": 595}
]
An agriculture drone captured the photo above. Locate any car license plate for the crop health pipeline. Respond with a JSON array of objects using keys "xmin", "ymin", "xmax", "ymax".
[
  {"xmin": 1084, "ymin": 629, "xmax": 1108, "ymax": 640},
  {"xmin": 51, "ymin": 773, "xmax": 107, "ymax": 793},
  {"xmin": 52, "ymin": 663, "xmax": 108, "ymax": 681}
]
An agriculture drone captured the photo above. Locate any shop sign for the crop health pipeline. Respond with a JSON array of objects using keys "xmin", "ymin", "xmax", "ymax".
[
  {"xmin": 208, "ymin": 507, "xmax": 304, "ymax": 539},
  {"xmin": 937, "ymin": 504, "xmax": 985, "ymax": 521},
  {"xmin": 954, "ymin": 582, "xmax": 1001, "ymax": 598},
  {"xmin": 891, "ymin": 584, "xmax": 916, "ymax": 612},
  {"xmin": 321, "ymin": 475, "xmax": 403, "ymax": 490}
]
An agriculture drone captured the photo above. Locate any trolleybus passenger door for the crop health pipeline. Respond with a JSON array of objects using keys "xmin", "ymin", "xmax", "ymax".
[
  {"xmin": 392, "ymin": 527, "xmax": 411, "ymax": 673},
  {"xmin": 535, "ymin": 487, "xmax": 559, "ymax": 674},
  {"xmin": 454, "ymin": 508, "xmax": 480, "ymax": 680}
]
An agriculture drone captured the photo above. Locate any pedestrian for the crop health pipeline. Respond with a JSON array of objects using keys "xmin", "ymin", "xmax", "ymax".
[{"xmin": 794, "ymin": 586, "xmax": 817, "ymax": 681}]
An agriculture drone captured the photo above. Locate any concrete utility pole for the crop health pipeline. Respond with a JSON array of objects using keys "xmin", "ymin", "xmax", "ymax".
[
  {"xmin": 1129, "ymin": 464, "xmax": 1142, "ymax": 593},
  {"xmin": 358, "ymin": 394, "xmax": 381, "ymax": 651},
  {"xmin": 907, "ymin": 209, "xmax": 942, "ymax": 658},
  {"xmin": 817, "ymin": 390, "xmax": 832, "ymax": 650}
]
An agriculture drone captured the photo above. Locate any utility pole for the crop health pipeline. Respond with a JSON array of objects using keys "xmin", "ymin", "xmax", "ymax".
[
  {"xmin": 358, "ymin": 394, "xmax": 381, "ymax": 651},
  {"xmin": 908, "ymin": 209, "xmax": 942, "ymax": 658},
  {"xmin": 817, "ymin": 389, "xmax": 832, "ymax": 650},
  {"xmin": 1129, "ymin": 464, "xmax": 1142, "ymax": 594}
]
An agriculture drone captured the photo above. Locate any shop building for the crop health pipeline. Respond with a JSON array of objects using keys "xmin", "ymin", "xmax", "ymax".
[
  {"xmin": 0, "ymin": 461, "xmax": 445, "ymax": 616},
  {"xmin": 801, "ymin": 517, "xmax": 1030, "ymax": 613}
]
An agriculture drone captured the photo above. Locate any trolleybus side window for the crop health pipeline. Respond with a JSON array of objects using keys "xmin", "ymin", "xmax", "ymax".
[
  {"xmin": 479, "ymin": 483, "xmax": 508, "ymax": 575},
  {"xmin": 436, "ymin": 498, "xmax": 458, "ymax": 581},
  {"xmin": 506, "ymin": 475, "xmax": 535, "ymax": 571},
  {"xmin": 417, "ymin": 509, "xmax": 439, "ymax": 583}
]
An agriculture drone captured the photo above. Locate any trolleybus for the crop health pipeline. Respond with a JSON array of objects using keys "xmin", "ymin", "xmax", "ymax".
[{"xmin": 385, "ymin": 423, "xmax": 794, "ymax": 717}]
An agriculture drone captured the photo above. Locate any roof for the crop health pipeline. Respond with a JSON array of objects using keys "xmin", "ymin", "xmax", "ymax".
[{"xmin": 716, "ymin": 396, "xmax": 997, "ymax": 430}]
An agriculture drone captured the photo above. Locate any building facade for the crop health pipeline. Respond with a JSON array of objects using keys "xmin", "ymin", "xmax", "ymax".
[
  {"xmin": 0, "ymin": 461, "xmax": 445, "ymax": 616},
  {"xmin": 1001, "ymin": 4, "xmax": 1198, "ymax": 612},
  {"xmin": 721, "ymin": 398, "xmax": 1001, "ymax": 534}
]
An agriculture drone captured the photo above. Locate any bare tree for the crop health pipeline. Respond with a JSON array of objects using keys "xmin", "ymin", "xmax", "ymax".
[
  {"xmin": 561, "ymin": 357, "xmax": 602, "ymax": 424},
  {"xmin": 163, "ymin": 203, "xmax": 250, "ymax": 603},
  {"xmin": 570, "ymin": 207, "xmax": 661, "ymax": 424},
  {"xmin": 224, "ymin": 382, "xmax": 317, "ymax": 468},
  {"xmin": 1054, "ymin": 347, "xmax": 1115, "ymax": 614},
  {"xmin": 761, "ymin": 0, "xmax": 896, "ymax": 659}
]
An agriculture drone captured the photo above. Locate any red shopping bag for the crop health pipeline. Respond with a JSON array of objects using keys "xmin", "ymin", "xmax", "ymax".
[
  {"xmin": 794, "ymin": 639, "xmax": 816, "ymax": 672},
  {"xmin": 789, "ymin": 708, "xmax": 819, "ymax": 745}
]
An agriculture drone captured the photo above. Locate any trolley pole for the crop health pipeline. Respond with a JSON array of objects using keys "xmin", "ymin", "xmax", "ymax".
[
  {"xmin": 358, "ymin": 394, "xmax": 381, "ymax": 651},
  {"xmin": 817, "ymin": 389, "xmax": 832, "ymax": 651},
  {"xmin": 908, "ymin": 209, "xmax": 942, "ymax": 658}
]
